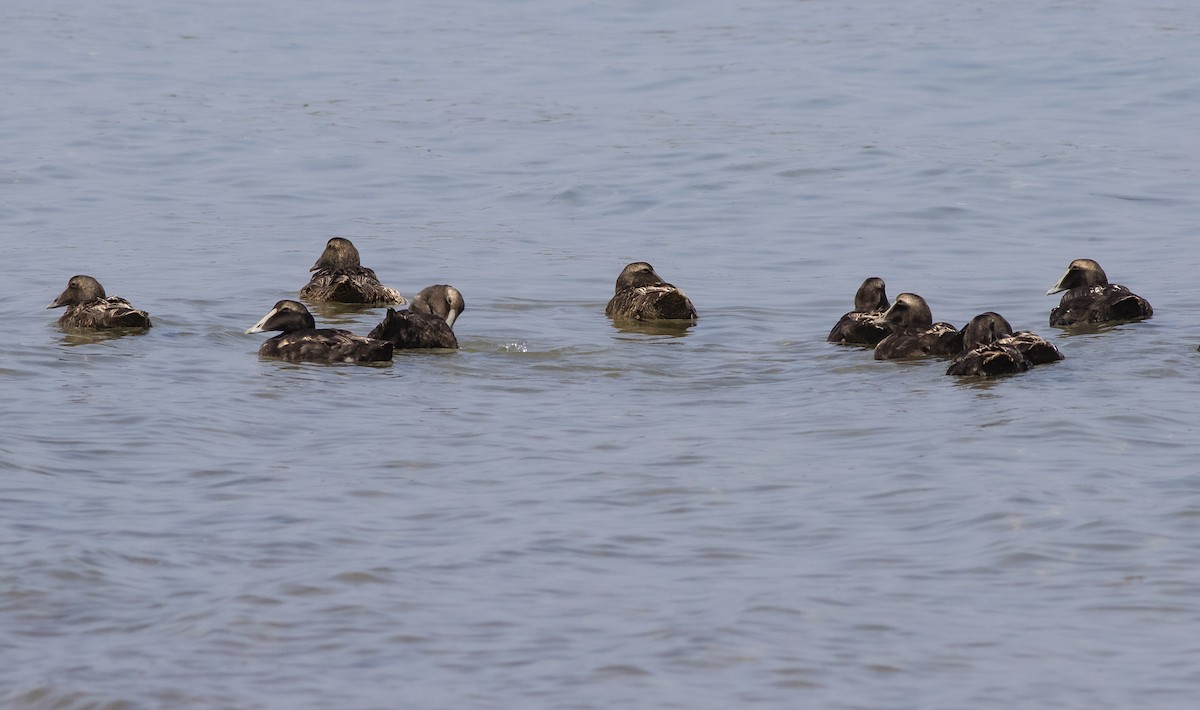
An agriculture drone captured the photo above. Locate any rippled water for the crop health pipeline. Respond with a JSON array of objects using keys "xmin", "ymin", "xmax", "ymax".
[{"xmin": 4, "ymin": 1, "xmax": 1200, "ymax": 708}]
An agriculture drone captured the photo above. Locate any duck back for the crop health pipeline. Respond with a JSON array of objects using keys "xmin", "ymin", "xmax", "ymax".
[
  {"xmin": 946, "ymin": 342, "xmax": 1031, "ymax": 377},
  {"xmin": 874, "ymin": 323, "xmax": 960, "ymax": 360},
  {"xmin": 368, "ymin": 308, "xmax": 458, "ymax": 349},
  {"xmin": 1049, "ymin": 285, "xmax": 1153, "ymax": 326},
  {"xmin": 59, "ymin": 297, "xmax": 152, "ymax": 329},
  {"xmin": 606, "ymin": 285, "xmax": 697, "ymax": 321},
  {"xmin": 259, "ymin": 328, "xmax": 393, "ymax": 363},
  {"xmin": 301, "ymin": 267, "xmax": 405, "ymax": 306}
]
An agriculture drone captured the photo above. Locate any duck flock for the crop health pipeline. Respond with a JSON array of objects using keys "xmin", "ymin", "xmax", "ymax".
[
  {"xmin": 827, "ymin": 258, "xmax": 1152, "ymax": 376},
  {"xmin": 46, "ymin": 240, "xmax": 1150, "ymax": 377}
]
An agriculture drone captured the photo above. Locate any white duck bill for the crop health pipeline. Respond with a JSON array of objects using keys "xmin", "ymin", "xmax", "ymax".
[
  {"xmin": 245, "ymin": 307, "xmax": 279, "ymax": 334},
  {"xmin": 443, "ymin": 310, "xmax": 458, "ymax": 328}
]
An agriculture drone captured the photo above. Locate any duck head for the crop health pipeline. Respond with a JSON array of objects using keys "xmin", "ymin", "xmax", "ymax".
[
  {"xmin": 853, "ymin": 277, "xmax": 889, "ymax": 312},
  {"xmin": 877, "ymin": 292, "xmax": 934, "ymax": 332},
  {"xmin": 1047, "ymin": 258, "xmax": 1108, "ymax": 295},
  {"xmin": 48, "ymin": 275, "xmax": 107, "ymax": 309},
  {"xmin": 310, "ymin": 237, "xmax": 363, "ymax": 272},
  {"xmin": 411, "ymin": 284, "xmax": 466, "ymax": 328},
  {"xmin": 246, "ymin": 300, "xmax": 317, "ymax": 334}
]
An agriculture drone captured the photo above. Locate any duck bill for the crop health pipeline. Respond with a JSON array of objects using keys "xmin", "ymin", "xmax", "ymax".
[
  {"xmin": 245, "ymin": 307, "xmax": 279, "ymax": 334},
  {"xmin": 1046, "ymin": 270, "xmax": 1070, "ymax": 295},
  {"xmin": 46, "ymin": 290, "xmax": 69, "ymax": 309}
]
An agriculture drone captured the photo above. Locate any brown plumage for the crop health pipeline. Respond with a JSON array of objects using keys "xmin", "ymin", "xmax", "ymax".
[
  {"xmin": 604, "ymin": 262, "xmax": 698, "ymax": 321},
  {"xmin": 947, "ymin": 312, "xmax": 1064, "ymax": 376},
  {"xmin": 299, "ymin": 237, "xmax": 406, "ymax": 306},
  {"xmin": 246, "ymin": 300, "xmax": 393, "ymax": 364},
  {"xmin": 827, "ymin": 277, "xmax": 890, "ymax": 346},
  {"xmin": 873, "ymin": 293, "xmax": 961, "ymax": 360},
  {"xmin": 368, "ymin": 285, "xmax": 464, "ymax": 350},
  {"xmin": 47, "ymin": 275, "xmax": 151, "ymax": 329},
  {"xmin": 1046, "ymin": 258, "xmax": 1152, "ymax": 326}
]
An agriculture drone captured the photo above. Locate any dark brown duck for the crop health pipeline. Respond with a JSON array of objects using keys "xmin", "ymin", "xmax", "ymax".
[
  {"xmin": 1046, "ymin": 258, "xmax": 1152, "ymax": 326},
  {"xmin": 873, "ymin": 293, "xmax": 961, "ymax": 360},
  {"xmin": 246, "ymin": 299, "xmax": 393, "ymax": 364},
  {"xmin": 605, "ymin": 262, "xmax": 697, "ymax": 321},
  {"xmin": 368, "ymin": 285, "xmax": 464, "ymax": 350},
  {"xmin": 947, "ymin": 312, "xmax": 1064, "ymax": 376},
  {"xmin": 827, "ymin": 277, "xmax": 890, "ymax": 346},
  {"xmin": 300, "ymin": 237, "xmax": 406, "ymax": 306},
  {"xmin": 47, "ymin": 275, "xmax": 151, "ymax": 329}
]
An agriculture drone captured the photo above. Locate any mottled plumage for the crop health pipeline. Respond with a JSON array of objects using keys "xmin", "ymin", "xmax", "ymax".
[
  {"xmin": 605, "ymin": 262, "xmax": 697, "ymax": 321},
  {"xmin": 827, "ymin": 276, "xmax": 890, "ymax": 346},
  {"xmin": 947, "ymin": 312, "xmax": 1064, "ymax": 376},
  {"xmin": 299, "ymin": 237, "xmax": 406, "ymax": 306},
  {"xmin": 47, "ymin": 275, "xmax": 151, "ymax": 329},
  {"xmin": 246, "ymin": 300, "xmax": 393, "ymax": 364},
  {"xmin": 947, "ymin": 312, "xmax": 1030, "ymax": 377},
  {"xmin": 873, "ymin": 293, "xmax": 961, "ymax": 360},
  {"xmin": 368, "ymin": 285, "xmax": 464, "ymax": 350},
  {"xmin": 1047, "ymin": 258, "xmax": 1152, "ymax": 327}
]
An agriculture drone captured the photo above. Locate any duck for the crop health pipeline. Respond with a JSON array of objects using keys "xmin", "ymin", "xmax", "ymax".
[
  {"xmin": 245, "ymin": 299, "xmax": 393, "ymax": 364},
  {"xmin": 368, "ymin": 285, "xmax": 464, "ymax": 350},
  {"xmin": 946, "ymin": 312, "xmax": 1062, "ymax": 376},
  {"xmin": 47, "ymin": 275, "xmax": 152, "ymax": 329},
  {"xmin": 873, "ymin": 292, "xmax": 961, "ymax": 360},
  {"xmin": 605, "ymin": 262, "xmax": 698, "ymax": 321},
  {"xmin": 827, "ymin": 277, "xmax": 890, "ymax": 346},
  {"xmin": 1046, "ymin": 258, "xmax": 1152, "ymax": 326},
  {"xmin": 299, "ymin": 237, "xmax": 406, "ymax": 306}
]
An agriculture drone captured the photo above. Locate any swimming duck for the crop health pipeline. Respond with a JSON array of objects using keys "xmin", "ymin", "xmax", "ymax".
[
  {"xmin": 1046, "ymin": 258, "xmax": 1152, "ymax": 326},
  {"xmin": 47, "ymin": 275, "xmax": 152, "ymax": 329},
  {"xmin": 827, "ymin": 277, "xmax": 890, "ymax": 346},
  {"xmin": 368, "ymin": 285, "xmax": 464, "ymax": 350},
  {"xmin": 948, "ymin": 312, "xmax": 1064, "ymax": 376},
  {"xmin": 873, "ymin": 293, "xmax": 961, "ymax": 360},
  {"xmin": 300, "ymin": 237, "xmax": 406, "ymax": 306},
  {"xmin": 245, "ymin": 299, "xmax": 393, "ymax": 363},
  {"xmin": 605, "ymin": 262, "xmax": 698, "ymax": 321}
]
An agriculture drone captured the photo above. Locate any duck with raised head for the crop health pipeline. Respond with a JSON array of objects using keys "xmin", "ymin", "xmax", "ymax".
[
  {"xmin": 246, "ymin": 299, "xmax": 393, "ymax": 364},
  {"xmin": 605, "ymin": 262, "xmax": 697, "ymax": 321},
  {"xmin": 368, "ymin": 284, "xmax": 464, "ymax": 350},
  {"xmin": 947, "ymin": 312, "xmax": 1057, "ymax": 377},
  {"xmin": 873, "ymin": 293, "xmax": 961, "ymax": 360},
  {"xmin": 300, "ymin": 237, "xmax": 406, "ymax": 306},
  {"xmin": 1046, "ymin": 258, "xmax": 1152, "ymax": 327},
  {"xmin": 47, "ymin": 275, "xmax": 152, "ymax": 329},
  {"xmin": 827, "ymin": 276, "xmax": 890, "ymax": 346}
]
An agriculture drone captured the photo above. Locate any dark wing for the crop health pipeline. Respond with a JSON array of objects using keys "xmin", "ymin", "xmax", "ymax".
[
  {"xmin": 1050, "ymin": 285, "xmax": 1151, "ymax": 326},
  {"xmin": 368, "ymin": 309, "xmax": 458, "ymax": 349},
  {"xmin": 827, "ymin": 311, "xmax": 889, "ymax": 346},
  {"xmin": 301, "ymin": 268, "xmax": 405, "ymax": 305},
  {"xmin": 261, "ymin": 329, "xmax": 392, "ymax": 363},
  {"xmin": 606, "ymin": 285, "xmax": 698, "ymax": 321},
  {"xmin": 946, "ymin": 343, "xmax": 1031, "ymax": 377}
]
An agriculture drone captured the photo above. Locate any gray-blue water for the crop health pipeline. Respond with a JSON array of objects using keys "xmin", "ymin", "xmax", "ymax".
[{"xmin": 3, "ymin": 1, "xmax": 1200, "ymax": 708}]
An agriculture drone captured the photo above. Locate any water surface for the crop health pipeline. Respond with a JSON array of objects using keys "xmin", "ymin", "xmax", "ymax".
[{"xmin": 3, "ymin": 1, "xmax": 1200, "ymax": 708}]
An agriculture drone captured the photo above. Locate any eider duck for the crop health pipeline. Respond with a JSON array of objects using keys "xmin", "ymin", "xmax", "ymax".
[
  {"xmin": 246, "ymin": 299, "xmax": 393, "ymax": 364},
  {"xmin": 368, "ymin": 285, "xmax": 464, "ymax": 350},
  {"xmin": 605, "ymin": 262, "xmax": 698, "ymax": 321},
  {"xmin": 827, "ymin": 276, "xmax": 890, "ymax": 346},
  {"xmin": 947, "ymin": 312, "xmax": 1064, "ymax": 376},
  {"xmin": 47, "ymin": 275, "xmax": 151, "ymax": 329},
  {"xmin": 300, "ymin": 237, "xmax": 406, "ymax": 306},
  {"xmin": 873, "ymin": 293, "xmax": 961, "ymax": 360},
  {"xmin": 1046, "ymin": 258, "xmax": 1152, "ymax": 326}
]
